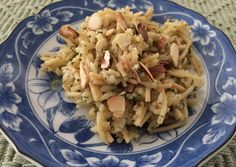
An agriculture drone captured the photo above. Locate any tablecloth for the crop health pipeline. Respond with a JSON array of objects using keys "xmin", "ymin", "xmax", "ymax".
[{"xmin": 0, "ymin": 0, "xmax": 235, "ymax": 166}]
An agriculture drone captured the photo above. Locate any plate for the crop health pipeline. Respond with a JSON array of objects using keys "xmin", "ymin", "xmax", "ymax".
[{"xmin": 0, "ymin": 0, "xmax": 236, "ymax": 166}]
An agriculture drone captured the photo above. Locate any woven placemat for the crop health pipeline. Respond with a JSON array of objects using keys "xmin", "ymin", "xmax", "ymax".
[{"xmin": 0, "ymin": 0, "xmax": 235, "ymax": 166}]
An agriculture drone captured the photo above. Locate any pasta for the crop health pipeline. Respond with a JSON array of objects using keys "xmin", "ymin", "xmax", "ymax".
[{"xmin": 40, "ymin": 7, "xmax": 204, "ymax": 144}]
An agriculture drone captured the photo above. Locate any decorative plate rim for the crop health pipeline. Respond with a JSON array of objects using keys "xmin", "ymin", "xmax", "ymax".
[
  {"xmin": 0, "ymin": 0, "xmax": 236, "ymax": 166},
  {"xmin": 197, "ymin": 130, "xmax": 236, "ymax": 167},
  {"xmin": 1, "ymin": 127, "xmax": 235, "ymax": 167},
  {"xmin": 0, "ymin": 128, "xmax": 43, "ymax": 167}
]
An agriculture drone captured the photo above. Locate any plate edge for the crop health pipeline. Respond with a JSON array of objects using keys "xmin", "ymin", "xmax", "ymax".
[
  {"xmin": 0, "ymin": 0, "xmax": 62, "ymax": 47},
  {"xmin": 0, "ymin": 128, "xmax": 44, "ymax": 167},
  {"xmin": 197, "ymin": 131, "xmax": 236, "ymax": 167},
  {"xmin": 1, "ymin": 125, "xmax": 235, "ymax": 167}
]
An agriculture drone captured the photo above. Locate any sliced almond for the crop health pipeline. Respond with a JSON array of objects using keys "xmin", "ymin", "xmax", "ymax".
[
  {"xmin": 131, "ymin": 69, "xmax": 142, "ymax": 83},
  {"xmin": 59, "ymin": 25, "xmax": 79, "ymax": 43},
  {"xmin": 158, "ymin": 90, "xmax": 167, "ymax": 118},
  {"xmin": 88, "ymin": 14, "xmax": 102, "ymax": 31},
  {"xmin": 139, "ymin": 62, "xmax": 154, "ymax": 81},
  {"xmin": 89, "ymin": 82, "xmax": 102, "ymax": 101},
  {"xmin": 148, "ymin": 64, "xmax": 166, "ymax": 77},
  {"xmin": 101, "ymin": 51, "xmax": 111, "ymax": 69},
  {"xmin": 80, "ymin": 62, "xmax": 89, "ymax": 89},
  {"xmin": 107, "ymin": 95, "xmax": 126, "ymax": 118},
  {"xmin": 136, "ymin": 23, "xmax": 148, "ymax": 42},
  {"xmin": 116, "ymin": 12, "xmax": 128, "ymax": 32},
  {"xmin": 145, "ymin": 87, "xmax": 151, "ymax": 102},
  {"xmin": 170, "ymin": 43, "xmax": 179, "ymax": 67}
]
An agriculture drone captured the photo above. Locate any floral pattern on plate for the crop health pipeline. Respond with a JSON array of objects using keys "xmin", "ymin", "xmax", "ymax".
[{"xmin": 0, "ymin": 63, "xmax": 22, "ymax": 131}]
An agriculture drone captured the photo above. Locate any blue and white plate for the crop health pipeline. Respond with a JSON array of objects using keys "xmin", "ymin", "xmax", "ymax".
[{"xmin": 0, "ymin": 0, "xmax": 236, "ymax": 166}]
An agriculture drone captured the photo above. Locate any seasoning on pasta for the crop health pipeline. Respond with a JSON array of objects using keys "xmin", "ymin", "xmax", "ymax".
[{"xmin": 40, "ymin": 7, "xmax": 204, "ymax": 144}]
